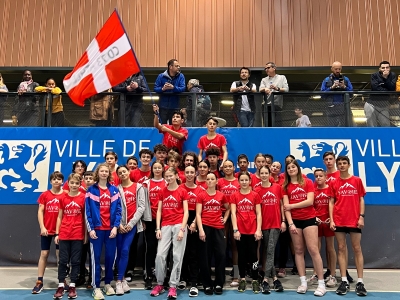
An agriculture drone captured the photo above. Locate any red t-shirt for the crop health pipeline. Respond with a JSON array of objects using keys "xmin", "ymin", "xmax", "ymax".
[
  {"xmin": 160, "ymin": 186, "xmax": 188, "ymax": 227},
  {"xmin": 217, "ymin": 178, "xmax": 239, "ymax": 202},
  {"xmin": 251, "ymin": 175, "xmax": 262, "ymax": 190},
  {"xmin": 37, "ymin": 190, "xmax": 64, "ymax": 235},
  {"xmin": 326, "ymin": 170, "xmax": 340, "ymax": 185},
  {"xmin": 230, "ymin": 191, "xmax": 261, "ymax": 234},
  {"xmin": 63, "ymin": 180, "xmax": 87, "ymax": 193},
  {"xmin": 282, "ymin": 179, "xmax": 315, "ymax": 220},
  {"xmin": 210, "ymin": 169, "xmax": 221, "ymax": 179},
  {"xmin": 255, "ymin": 184, "xmax": 282, "ymax": 230},
  {"xmin": 181, "ymin": 184, "xmax": 202, "ymax": 211},
  {"xmin": 59, "ymin": 193, "xmax": 85, "ymax": 240},
  {"xmin": 178, "ymin": 170, "xmax": 186, "ymax": 184},
  {"xmin": 197, "ymin": 191, "xmax": 226, "ymax": 229},
  {"xmin": 123, "ymin": 183, "xmax": 137, "ymax": 222},
  {"xmin": 147, "ymin": 179, "xmax": 167, "ymax": 219},
  {"xmin": 130, "ymin": 169, "xmax": 151, "ymax": 184},
  {"xmin": 196, "ymin": 179, "xmax": 207, "ymax": 191},
  {"xmin": 197, "ymin": 134, "xmax": 227, "ymax": 159},
  {"xmin": 110, "ymin": 171, "xmax": 120, "ymax": 186},
  {"xmin": 331, "ymin": 176, "xmax": 366, "ymax": 227},
  {"xmin": 161, "ymin": 125, "xmax": 188, "ymax": 154},
  {"xmin": 271, "ymin": 175, "xmax": 284, "ymax": 186},
  {"xmin": 314, "ymin": 186, "xmax": 333, "ymax": 220},
  {"xmin": 97, "ymin": 187, "xmax": 111, "ymax": 230}
]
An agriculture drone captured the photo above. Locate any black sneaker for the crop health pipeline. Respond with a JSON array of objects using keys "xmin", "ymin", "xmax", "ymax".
[
  {"xmin": 204, "ymin": 287, "xmax": 213, "ymax": 295},
  {"xmin": 214, "ymin": 285, "xmax": 223, "ymax": 295},
  {"xmin": 323, "ymin": 269, "xmax": 331, "ymax": 281},
  {"xmin": 346, "ymin": 270, "xmax": 354, "ymax": 283},
  {"xmin": 355, "ymin": 282, "xmax": 367, "ymax": 296},
  {"xmin": 125, "ymin": 271, "xmax": 134, "ymax": 282},
  {"xmin": 273, "ymin": 279, "xmax": 284, "ymax": 292},
  {"xmin": 291, "ymin": 266, "xmax": 299, "ymax": 275},
  {"xmin": 145, "ymin": 277, "xmax": 153, "ymax": 290},
  {"xmin": 336, "ymin": 281, "xmax": 350, "ymax": 295},
  {"xmin": 261, "ymin": 281, "xmax": 270, "ymax": 294},
  {"xmin": 238, "ymin": 280, "xmax": 246, "ymax": 292},
  {"xmin": 252, "ymin": 280, "xmax": 261, "ymax": 294}
]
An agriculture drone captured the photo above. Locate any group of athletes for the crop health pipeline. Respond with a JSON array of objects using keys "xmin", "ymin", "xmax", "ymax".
[{"xmin": 31, "ymin": 113, "xmax": 368, "ymax": 299}]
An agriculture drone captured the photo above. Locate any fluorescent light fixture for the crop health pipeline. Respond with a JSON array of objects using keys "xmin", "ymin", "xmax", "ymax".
[
  {"xmin": 311, "ymin": 112, "xmax": 323, "ymax": 116},
  {"xmin": 351, "ymin": 109, "xmax": 365, "ymax": 117},
  {"xmin": 220, "ymin": 100, "xmax": 234, "ymax": 105},
  {"xmin": 353, "ymin": 117, "xmax": 367, "ymax": 123},
  {"xmin": 142, "ymin": 96, "xmax": 159, "ymax": 100},
  {"xmin": 3, "ymin": 119, "xmax": 13, "ymax": 123},
  {"xmin": 311, "ymin": 95, "xmax": 321, "ymax": 100}
]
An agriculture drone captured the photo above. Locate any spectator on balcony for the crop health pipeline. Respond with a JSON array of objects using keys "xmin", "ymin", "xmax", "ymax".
[
  {"xmin": 294, "ymin": 107, "xmax": 311, "ymax": 127},
  {"xmin": 154, "ymin": 59, "xmax": 186, "ymax": 125},
  {"xmin": 0, "ymin": 73, "xmax": 8, "ymax": 92},
  {"xmin": 112, "ymin": 72, "xmax": 148, "ymax": 127},
  {"xmin": 230, "ymin": 67, "xmax": 257, "ymax": 127},
  {"xmin": 259, "ymin": 62, "xmax": 289, "ymax": 127},
  {"xmin": 181, "ymin": 79, "xmax": 211, "ymax": 127},
  {"xmin": 365, "ymin": 61, "xmax": 397, "ymax": 127},
  {"xmin": 0, "ymin": 73, "xmax": 8, "ymax": 126},
  {"xmin": 321, "ymin": 61, "xmax": 353, "ymax": 127},
  {"xmin": 35, "ymin": 78, "xmax": 65, "ymax": 127},
  {"xmin": 12, "ymin": 70, "xmax": 40, "ymax": 126}
]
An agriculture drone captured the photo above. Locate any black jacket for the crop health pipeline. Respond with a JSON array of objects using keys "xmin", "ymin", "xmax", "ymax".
[
  {"xmin": 369, "ymin": 71, "xmax": 397, "ymax": 107},
  {"xmin": 112, "ymin": 73, "xmax": 148, "ymax": 104}
]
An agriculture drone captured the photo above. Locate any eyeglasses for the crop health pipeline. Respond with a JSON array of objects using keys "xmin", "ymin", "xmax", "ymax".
[{"xmin": 264, "ymin": 67, "xmax": 272, "ymax": 70}]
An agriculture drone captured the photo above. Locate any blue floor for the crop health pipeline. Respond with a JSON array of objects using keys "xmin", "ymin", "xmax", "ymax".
[{"xmin": 1, "ymin": 289, "xmax": 399, "ymax": 300}]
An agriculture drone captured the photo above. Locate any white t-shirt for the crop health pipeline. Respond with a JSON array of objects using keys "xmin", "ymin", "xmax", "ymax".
[
  {"xmin": 230, "ymin": 82, "xmax": 257, "ymax": 112},
  {"xmin": 296, "ymin": 115, "xmax": 311, "ymax": 127}
]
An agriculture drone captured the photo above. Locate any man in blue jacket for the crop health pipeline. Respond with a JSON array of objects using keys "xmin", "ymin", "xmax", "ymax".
[
  {"xmin": 321, "ymin": 61, "xmax": 353, "ymax": 126},
  {"xmin": 154, "ymin": 59, "xmax": 186, "ymax": 124}
]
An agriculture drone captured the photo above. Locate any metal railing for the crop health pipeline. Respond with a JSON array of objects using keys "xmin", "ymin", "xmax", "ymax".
[{"xmin": 0, "ymin": 91, "xmax": 399, "ymax": 127}]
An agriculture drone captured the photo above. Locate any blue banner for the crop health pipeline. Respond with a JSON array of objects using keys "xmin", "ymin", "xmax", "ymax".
[{"xmin": 0, "ymin": 127, "xmax": 398, "ymax": 205}]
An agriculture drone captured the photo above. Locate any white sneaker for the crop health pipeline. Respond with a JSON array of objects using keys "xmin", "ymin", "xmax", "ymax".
[
  {"xmin": 115, "ymin": 282, "xmax": 124, "ymax": 295},
  {"xmin": 326, "ymin": 275, "xmax": 337, "ymax": 288},
  {"xmin": 103, "ymin": 284, "xmax": 115, "ymax": 296},
  {"xmin": 309, "ymin": 274, "xmax": 319, "ymax": 285},
  {"xmin": 314, "ymin": 286, "xmax": 327, "ymax": 297},
  {"xmin": 92, "ymin": 288, "xmax": 105, "ymax": 300},
  {"xmin": 122, "ymin": 280, "xmax": 130, "ymax": 293}
]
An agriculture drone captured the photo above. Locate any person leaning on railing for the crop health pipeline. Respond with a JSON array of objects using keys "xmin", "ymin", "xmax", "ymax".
[
  {"xmin": 35, "ymin": 78, "xmax": 65, "ymax": 127},
  {"xmin": 12, "ymin": 70, "xmax": 40, "ymax": 126}
]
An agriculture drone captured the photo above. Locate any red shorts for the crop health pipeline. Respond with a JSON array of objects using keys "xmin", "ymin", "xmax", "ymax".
[{"xmin": 318, "ymin": 222, "xmax": 335, "ymax": 237}]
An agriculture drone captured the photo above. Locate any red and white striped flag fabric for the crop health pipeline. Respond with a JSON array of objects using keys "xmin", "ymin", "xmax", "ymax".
[{"xmin": 63, "ymin": 10, "xmax": 140, "ymax": 106}]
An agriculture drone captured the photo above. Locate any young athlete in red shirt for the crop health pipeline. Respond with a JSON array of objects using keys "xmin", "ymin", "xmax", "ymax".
[
  {"xmin": 32, "ymin": 171, "xmax": 65, "ymax": 294},
  {"xmin": 53, "ymin": 173, "xmax": 86, "ymax": 299},
  {"xmin": 196, "ymin": 160, "xmax": 210, "ymax": 190},
  {"xmin": 115, "ymin": 165, "xmax": 147, "ymax": 295},
  {"xmin": 153, "ymin": 144, "xmax": 168, "ymax": 164},
  {"xmin": 126, "ymin": 156, "xmax": 138, "ymax": 171},
  {"xmin": 313, "ymin": 169, "xmax": 337, "ymax": 288},
  {"xmin": 217, "ymin": 160, "xmax": 240, "ymax": 287},
  {"xmin": 105, "ymin": 151, "xmax": 119, "ymax": 186},
  {"xmin": 153, "ymin": 105, "xmax": 188, "ymax": 155},
  {"xmin": 143, "ymin": 161, "xmax": 167, "ymax": 290},
  {"xmin": 251, "ymin": 153, "xmax": 266, "ymax": 189},
  {"xmin": 282, "ymin": 160, "xmax": 326, "ymax": 296},
  {"xmin": 63, "ymin": 160, "xmax": 87, "ymax": 193},
  {"xmin": 254, "ymin": 166, "xmax": 285, "ymax": 293},
  {"xmin": 235, "ymin": 154, "xmax": 250, "ymax": 178},
  {"xmin": 150, "ymin": 168, "xmax": 189, "ymax": 299},
  {"xmin": 270, "ymin": 161, "xmax": 284, "ymax": 185},
  {"xmin": 329, "ymin": 156, "xmax": 367, "ymax": 296},
  {"xmin": 180, "ymin": 166, "xmax": 203, "ymax": 296},
  {"xmin": 196, "ymin": 173, "xmax": 230, "ymax": 296},
  {"xmin": 130, "ymin": 149, "xmax": 153, "ymax": 184},
  {"xmin": 231, "ymin": 171, "xmax": 262, "ymax": 294}
]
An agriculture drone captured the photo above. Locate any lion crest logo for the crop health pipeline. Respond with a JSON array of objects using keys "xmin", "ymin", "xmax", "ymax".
[
  {"xmin": 289, "ymin": 139, "xmax": 353, "ymax": 178},
  {"xmin": 0, "ymin": 141, "xmax": 51, "ymax": 192}
]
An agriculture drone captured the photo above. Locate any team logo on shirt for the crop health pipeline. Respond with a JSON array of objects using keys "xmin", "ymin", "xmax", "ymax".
[
  {"xmin": 204, "ymin": 199, "xmax": 221, "ymax": 211},
  {"xmin": 124, "ymin": 190, "xmax": 136, "ymax": 203},
  {"xmin": 100, "ymin": 193, "xmax": 111, "ymax": 206},
  {"xmin": 253, "ymin": 181, "xmax": 262, "ymax": 188},
  {"xmin": 0, "ymin": 141, "xmax": 51, "ymax": 193},
  {"xmin": 326, "ymin": 176, "xmax": 336, "ymax": 183},
  {"xmin": 64, "ymin": 201, "xmax": 82, "ymax": 214},
  {"xmin": 150, "ymin": 185, "xmax": 162, "ymax": 192},
  {"xmin": 163, "ymin": 195, "xmax": 179, "ymax": 208},
  {"xmin": 314, "ymin": 192, "xmax": 329, "ymax": 205},
  {"xmin": 206, "ymin": 142, "xmax": 219, "ymax": 149},
  {"xmin": 289, "ymin": 139, "xmax": 353, "ymax": 177},
  {"xmin": 338, "ymin": 183, "xmax": 358, "ymax": 196},
  {"xmin": 46, "ymin": 198, "xmax": 60, "ymax": 212},
  {"xmin": 261, "ymin": 191, "xmax": 278, "ymax": 205},
  {"xmin": 237, "ymin": 198, "xmax": 253, "ymax": 211},
  {"xmin": 290, "ymin": 187, "xmax": 307, "ymax": 199}
]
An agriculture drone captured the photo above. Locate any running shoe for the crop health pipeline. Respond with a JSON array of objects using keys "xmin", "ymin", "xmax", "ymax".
[
  {"xmin": 355, "ymin": 282, "xmax": 367, "ymax": 296},
  {"xmin": 277, "ymin": 268, "xmax": 286, "ymax": 278},
  {"xmin": 252, "ymin": 280, "xmax": 261, "ymax": 294},
  {"xmin": 238, "ymin": 279, "xmax": 246, "ymax": 292},
  {"xmin": 214, "ymin": 285, "xmax": 223, "ymax": 295},
  {"xmin": 67, "ymin": 286, "xmax": 77, "ymax": 299},
  {"xmin": 103, "ymin": 284, "xmax": 115, "ymax": 296},
  {"xmin": 273, "ymin": 279, "xmax": 284, "ymax": 292},
  {"xmin": 261, "ymin": 281, "xmax": 270, "ymax": 294},
  {"xmin": 314, "ymin": 286, "xmax": 327, "ymax": 297},
  {"xmin": 326, "ymin": 275, "xmax": 337, "ymax": 287},
  {"xmin": 167, "ymin": 287, "xmax": 177, "ymax": 299},
  {"xmin": 150, "ymin": 285, "xmax": 165, "ymax": 297},
  {"xmin": 92, "ymin": 288, "xmax": 104, "ymax": 300},
  {"xmin": 122, "ymin": 280, "xmax": 130, "ymax": 293},
  {"xmin": 115, "ymin": 282, "xmax": 124, "ymax": 295},
  {"xmin": 309, "ymin": 274, "xmax": 319, "ymax": 285},
  {"xmin": 336, "ymin": 281, "xmax": 350, "ymax": 295},
  {"xmin": 145, "ymin": 277, "xmax": 153, "ymax": 290},
  {"xmin": 204, "ymin": 287, "xmax": 213, "ymax": 295},
  {"xmin": 53, "ymin": 286, "xmax": 65, "ymax": 299},
  {"xmin": 32, "ymin": 280, "xmax": 44, "ymax": 294}
]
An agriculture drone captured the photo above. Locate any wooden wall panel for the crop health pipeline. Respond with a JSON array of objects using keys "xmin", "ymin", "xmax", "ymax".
[{"xmin": 1, "ymin": 0, "xmax": 400, "ymax": 67}]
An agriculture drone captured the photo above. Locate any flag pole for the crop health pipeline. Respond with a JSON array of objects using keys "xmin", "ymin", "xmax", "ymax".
[{"xmin": 113, "ymin": 9, "xmax": 162, "ymax": 124}]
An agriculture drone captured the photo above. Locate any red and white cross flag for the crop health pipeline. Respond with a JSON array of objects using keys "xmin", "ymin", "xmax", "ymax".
[{"xmin": 63, "ymin": 10, "xmax": 140, "ymax": 106}]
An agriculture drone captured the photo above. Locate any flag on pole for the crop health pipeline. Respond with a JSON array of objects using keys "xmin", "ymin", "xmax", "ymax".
[{"xmin": 63, "ymin": 10, "xmax": 140, "ymax": 106}]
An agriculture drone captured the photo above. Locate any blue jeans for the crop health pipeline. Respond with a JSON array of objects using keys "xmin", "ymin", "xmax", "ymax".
[
  {"xmin": 238, "ymin": 110, "xmax": 255, "ymax": 127},
  {"xmin": 125, "ymin": 102, "xmax": 144, "ymax": 127}
]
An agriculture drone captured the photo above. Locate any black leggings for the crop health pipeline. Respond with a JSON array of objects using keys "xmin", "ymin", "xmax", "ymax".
[
  {"xmin": 236, "ymin": 234, "xmax": 258, "ymax": 280},
  {"xmin": 144, "ymin": 220, "xmax": 158, "ymax": 278},
  {"xmin": 181, "ymin": 211, "xmax": 199, "ymax": 285}
]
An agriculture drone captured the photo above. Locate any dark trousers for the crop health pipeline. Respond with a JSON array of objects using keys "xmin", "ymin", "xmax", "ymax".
[
  {"xmin": 125, "ymin": 230, "xmax": 140, "ymax": 273},
  {"xmin": 58, "ymin": 240, "xmax": 83, "ymax": 283},
  {"xmin": 181, "ymin": 211, "xmax": 200, "ymax": 285},
  {"xmin": 144, "ymin": 220, "xmax": 158, "ymax": 278},
  {"xmin": 198, "ymin": 225, "xmax": 226, "ymax": 288},
  {"xmin": 277, "ymin": 228, "xmax": 296, "ymax": 268},
  {"xmin": 236, "ymin": 234, "xmax": 258, "ymax": 280},
  {"xmin": 79, "ymin": 242, "xmax": 92, "ymax": 279}
]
